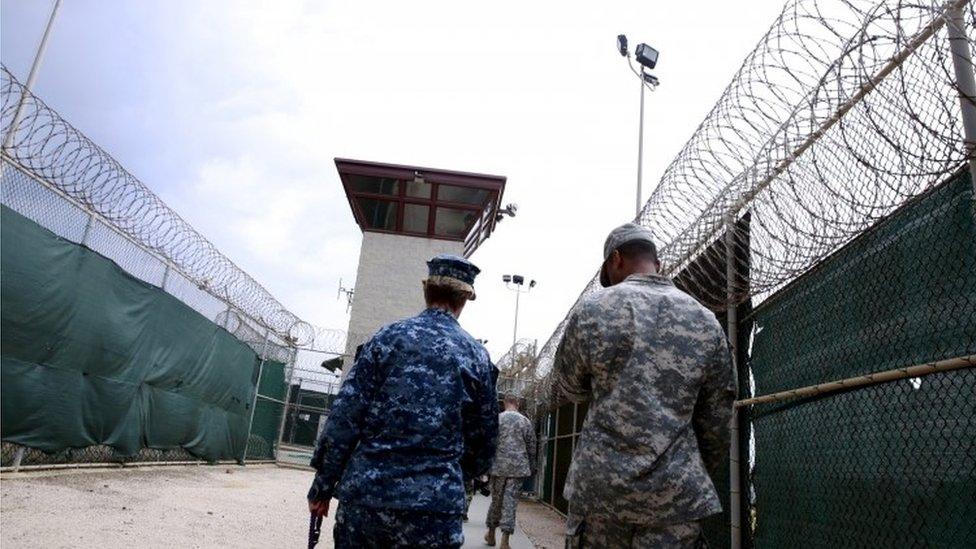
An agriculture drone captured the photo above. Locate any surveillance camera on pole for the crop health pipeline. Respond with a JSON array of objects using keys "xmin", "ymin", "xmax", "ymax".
[{"xmin": 495, "ymin": 203, "xmax": 519, "ymax": 224}]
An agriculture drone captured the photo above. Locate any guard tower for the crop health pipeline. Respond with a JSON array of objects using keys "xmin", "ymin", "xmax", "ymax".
[{"xmin": 335, "ymin": 158, "xmax": 507, "ymax": 374}]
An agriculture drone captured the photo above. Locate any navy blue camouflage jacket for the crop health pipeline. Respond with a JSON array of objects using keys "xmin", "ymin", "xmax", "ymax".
[{"xmin": 308, "ymin": 308, "xmax": 499, "ymax": 514}]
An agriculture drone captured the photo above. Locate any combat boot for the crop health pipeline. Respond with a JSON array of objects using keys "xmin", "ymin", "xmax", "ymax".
[
  {"xmin": 499, "ymin": 532, "xmax": 511, "ymax": 549},
  {"xmin": 484, "ymin": 528, "xmax": 496, "ymax": 546}
]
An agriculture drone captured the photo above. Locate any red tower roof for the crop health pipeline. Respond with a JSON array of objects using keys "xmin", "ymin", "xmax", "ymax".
[{"xmin": 335, "ymin": 158, "xmax": 507, "ymax": 257}]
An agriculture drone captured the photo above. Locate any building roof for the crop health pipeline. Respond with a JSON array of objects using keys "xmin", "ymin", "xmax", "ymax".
[{"xmin": 335, "ymin": 158, "xmax": 507, "ymax": 257}]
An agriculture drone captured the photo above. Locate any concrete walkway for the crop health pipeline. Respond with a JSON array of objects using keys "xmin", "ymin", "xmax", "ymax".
[{"xmin": 463, "ymin": 494, "xmax": 534, "ymax": 548}]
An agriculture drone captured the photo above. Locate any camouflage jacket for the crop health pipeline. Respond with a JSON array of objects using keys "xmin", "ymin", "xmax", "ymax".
[
  {"xmin": 489, "ymin": 410, "xmax": 536, "ymax": 478},
  {"xmin": 552, "ymin": 273, "xmax": 735, "ymax": 525},
  {"xmin": 308, "ymin": 308, "xmax": 499, "ymax": 514}
]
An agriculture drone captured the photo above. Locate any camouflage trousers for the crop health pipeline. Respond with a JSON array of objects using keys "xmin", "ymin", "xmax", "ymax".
[
  {"xmin": 334, "ymin": 502, "xmax": 463, "ymax": 548},
  {"xmin": 486, "ymin": 476, "xmax": 523, "ymax": 534},
  {"xmin": 565, "ymin": 514, "xmax": 704, "ymax": 549}
]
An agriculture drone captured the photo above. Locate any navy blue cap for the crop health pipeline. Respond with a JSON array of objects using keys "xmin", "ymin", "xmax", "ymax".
[{"xmin": 425, "ymin": 254, "xmax": 481, "ymax": 299}]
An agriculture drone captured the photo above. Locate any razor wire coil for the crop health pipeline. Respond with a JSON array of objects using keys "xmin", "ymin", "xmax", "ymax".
[
  {"xmin": 529, "ymin": 0, "xmax": 976, "ymax": 398},
  {"xmin": 1, "ymin": 66, "xmax": 346, "ymax": 356}
]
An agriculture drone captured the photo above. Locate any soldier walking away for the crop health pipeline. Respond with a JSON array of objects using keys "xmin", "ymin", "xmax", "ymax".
[
  {"xmin": 484, "ymin": 394, "xmax": 537, "ymax": 548},
  {"xmin": 552, "ymin": 223, "xmax": 735, "ymax": 548},
  {"xmin": 307, "ymin": 254, "xmax": 499, "ymax": 549}
]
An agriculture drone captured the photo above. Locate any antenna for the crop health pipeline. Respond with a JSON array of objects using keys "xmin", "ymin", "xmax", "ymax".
[{"xmin": 337, "ymin": 279, "xmax": 355, "ymax": 313}]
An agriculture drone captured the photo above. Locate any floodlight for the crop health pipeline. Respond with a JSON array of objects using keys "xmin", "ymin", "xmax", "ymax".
[
  {"xmin": 512, "ymin": 275, "xmax": 525, "ymax": 285},
  {"xmin": 503, "ymin": 274, "xmax": 512, "ymax": 283},
  {"xmin": 643, "ymin": 73, "xmax": 660, "ymax": 86},
  {"xmin": 617, "ymin": 34, "xmax": 628, "ymax": 57},
  {"xmin": 635, "ymin": 43, "xmax": 659, "ymax": 69},
  {"xmin": 529, "ymin": 280, "xmax": 537, "ymax": 288}
]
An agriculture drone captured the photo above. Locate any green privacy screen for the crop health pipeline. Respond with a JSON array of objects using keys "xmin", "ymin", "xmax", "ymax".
[
  {"xmin": 747, "ymin": 173, "xmax": 976, "ymax": 547},
  {"xmin": 246, "ymin": 360, "xmax": 286, "ymax": 460},
  {"xmin": 1, "ymin": 206, "xmax": 277, "ymax": 462}
]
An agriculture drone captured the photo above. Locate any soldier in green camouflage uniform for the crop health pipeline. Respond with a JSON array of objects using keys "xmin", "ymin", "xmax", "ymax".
[
  {"xmin": 552, "ymin": 223, "xmax": 735, "ymax": 548},
  {"xmin": 484, "ymin": 394, "xmax": 536, "ymax": 548}
]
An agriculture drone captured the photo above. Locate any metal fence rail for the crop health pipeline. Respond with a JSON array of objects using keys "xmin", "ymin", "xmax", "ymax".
[{"xmin": 524, "ymin": 1, "xmax": 976, "ymax": 547}]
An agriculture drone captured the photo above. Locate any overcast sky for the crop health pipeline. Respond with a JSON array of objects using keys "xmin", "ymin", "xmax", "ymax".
[{"xmin": 2, "ymin": 0, "xmax": 786, "ymax": 361}]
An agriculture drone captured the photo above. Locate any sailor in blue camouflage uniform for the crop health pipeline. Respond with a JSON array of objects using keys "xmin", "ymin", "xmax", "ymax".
[{"xmin": 307, "ymin": 254, "xmax": 499, "ymax": 548}]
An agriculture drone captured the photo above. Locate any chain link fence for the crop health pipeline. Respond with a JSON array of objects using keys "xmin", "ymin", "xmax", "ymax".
[
  {"xmin": 2, "ymin": 0, "xmax": 974, "ymax": 542},
  {"xmin": 524, "ymin": 1, "xmax": 976, "ymax": 547},
  {"xmin": 1, "ymin": 65, "xmax": 345, "ymax": 470},
  {"xmin": 274, "ymin": 350, "xmax": 342, "ymax": 466},
  {"xmin": 740, "ymin": 170, "xmax": 976, "ymax": 547}
]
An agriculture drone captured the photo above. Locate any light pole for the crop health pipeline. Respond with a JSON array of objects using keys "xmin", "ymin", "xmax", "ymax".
[
  {"xmin": 502, "ymin": 274, "xmax": 536, "ymax": 370},
  {"xmin": 617, "ymin": 35, "xmax": 660, "ymax": 217},
  {"xmin": 3, "ymin": 0, "xmax": 63, "ymax": 153}
]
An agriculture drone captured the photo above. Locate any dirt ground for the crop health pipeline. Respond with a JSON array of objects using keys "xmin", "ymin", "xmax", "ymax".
[
  {"xmin": 0, "ymin": 465, "xmax": 564, "ymax": 548},
  {"xmin": 515, "ymin": 500, "xmax": 566, "ymax": 549},
  {"xmin": 1, "ymin": 465, "xmax": 330, "ymax": 548}
]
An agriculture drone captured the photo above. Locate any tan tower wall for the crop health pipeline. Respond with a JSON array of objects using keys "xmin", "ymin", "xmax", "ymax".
[{"xmin": 342, "ymin": 232, "xmax": 465, "ymax": 376}]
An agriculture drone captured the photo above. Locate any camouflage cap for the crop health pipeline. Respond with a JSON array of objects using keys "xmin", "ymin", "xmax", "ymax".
[
  {"xmin": 600, "ymin": 222, "xmax": 657, "ymax": 287},
  {"xmin": 425, "ymin": 254, "xmax": 481, "ymax": 300}
]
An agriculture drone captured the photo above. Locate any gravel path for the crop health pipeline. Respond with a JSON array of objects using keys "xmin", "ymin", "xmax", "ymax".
[{"xmin": 1, "ymin": 465, "xmax": 564, "ymax": 548}]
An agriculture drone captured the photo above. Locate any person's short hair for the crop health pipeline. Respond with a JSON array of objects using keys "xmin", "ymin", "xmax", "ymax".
[
  {"xmin": 503, "ymin": 394, "xmax": 519, "ymax": 406},
  {"xmin": 616, "ymin": 239, "xmax": 658, "ymax": 263},
  {"xmin": 423, "ymin": 282, "xmax": 470, "ymax": 310}
]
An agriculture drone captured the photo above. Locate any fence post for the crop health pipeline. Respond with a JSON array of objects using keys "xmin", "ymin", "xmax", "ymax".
[
  {"xmin": 947, "ymin": 3, "xmax": 976, "ymax": 192},
  {"xmin": 160, "ymin": 263, "xmax": 171, "ymax": 291},
  {"xmin": 1, "ymin": 0, "xmax": 62, "ymax": 153},
  {"xmin": 242, "ymin": 329, "xmax": 271, "ymax": 464},
  {"xmin": 11, "ymin": 445, "xmax": 26, "ymax": 472},
  {"xmin": 221, "ymin": 304, "xmax": 232, "ymax": 330},
  {"xmin": 80, "ymin": 213, "xmax": 94, "ymax": 246},
  {"xmin": 274, "ymin": 346, "xmax": 299, "ymax": 459},
  {"xmin": 726, "ymin": 216, "xmax": 742, "ymax": 549},
  {"xmin": 290, "ymin": 388, "xmax": 305, "ymax": 443}
]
